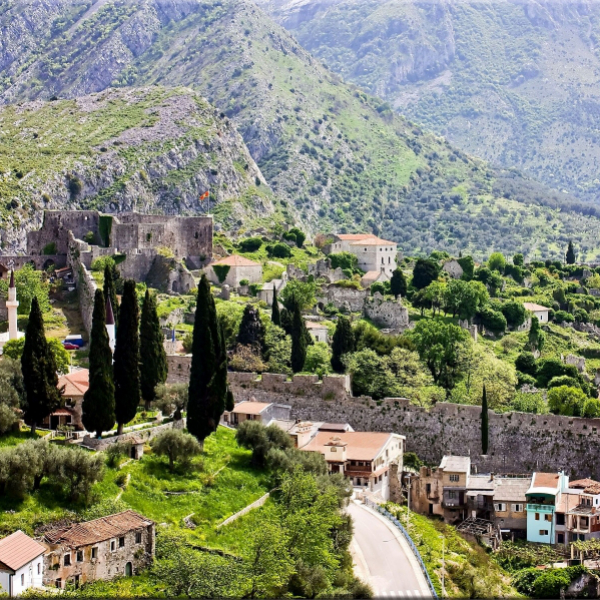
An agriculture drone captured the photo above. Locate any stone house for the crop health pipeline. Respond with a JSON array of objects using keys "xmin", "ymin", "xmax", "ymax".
[
  {"xmin": 42, "ymin": 369, "xmax": 89, "ymax": 430},
  {"xmin": 326, "ymin": 234, "xmax": 398, "ymax": 277},
  {"xmin": 523, "ymin": 302, "xmax": 550, "ymax": 323},
  {"xmin": 224, "ymin": 400, "xmax": 292, "ymax": 426},
  {"xmin": 206, "ymin": 255, "xmax": 262, "ymax": 288},
  {"xmin": 305, "ymin": 320, "xmax": 329, "ymax": 343},
  {"xmin": 442, "ymin": 259, "xmax": 464, "ymax": 279},
  {"xmin": 0, "ymin": 530, "xmax": 46, "ymax": 596},
  {"xmin": 257, "ymin": 274, "xmax": 287, "ymax": 305},
  {"xmin": 42, "ymin": 510, "xmax": 155, "ymax": 589},
  {"xmin": 360, "ymin": 268, "xmax": 390, "ymax": 288},
  {"xmin": 301, "ymin": 431, "xmax": 404, "ymax": 501}
]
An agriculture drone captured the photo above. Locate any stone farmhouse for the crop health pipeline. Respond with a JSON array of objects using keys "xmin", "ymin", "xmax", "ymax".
[
  {"xmin": 326, "ymin": 233, "xmax": 398, "ymax": 277},
  {"xmin": 206, "ymin": 254, "xmax": 262, "ymax": 288},
  {"xmin": 0, "ymin": 531, "xmax": 46, "ymax": 596},
  {"xmin": 305, "ymin": 320, "xmax": 329, "ymax": 343},
  {"xmin": 42, "ymin": 510, "xmax": 155, "ymax": 589}
]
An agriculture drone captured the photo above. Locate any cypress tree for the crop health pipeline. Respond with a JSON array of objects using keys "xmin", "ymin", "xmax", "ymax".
[
  {"xmin": 114, "ymin": 280, "xmax": 141, "ymax": 435},
  {"xmin": 290, "ymin": 297, "xmax": 309, "ymax": 373},
  {"xmin": 103, "ymin": 263, "xmax": 119, "ymax": 328},
  {"xmin": 140, "ymin": 290, "xmax": 168, "ymax": 410},
  {"xmin": 331, "ymin": 316, "xmax": 355, "ymax": 373},
  {"xmin": 271, "ymin": 286, "xmax": 281, "ymax": 326},
  {"xmin": 21, "ymin": 297, "xmax": 62, "ymax": 435},
  {"xmin": 566, "ymin": 240, "xmax": 576, "ymax": 265},
  {"xmin": 481, "ymin": 385, "xmax": 489, "ymax": 455},
  {"xmin": 237, "ymin": 304, "xmax": 265, "ymax": 351},
  {"xmin": 187, "ymin": 275, "xmax": 228, "ymax": 446},
  {"xmin": 82, "ymin": 289, "xmax": 115, "ymax": 438},
  {"xmin": 390, "ymin": 268, "xmax": 408, "ymax": 298}
]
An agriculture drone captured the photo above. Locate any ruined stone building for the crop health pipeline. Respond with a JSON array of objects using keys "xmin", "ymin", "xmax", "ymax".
[{"xmin": 42, "ymin": 510, "xmax": 155, "ymax": 589}]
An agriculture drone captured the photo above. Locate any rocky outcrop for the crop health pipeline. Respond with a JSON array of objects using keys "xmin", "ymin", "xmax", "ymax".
[{"xmin": 363, "ymin": 293, "xmax": 409, "ymax": 332}]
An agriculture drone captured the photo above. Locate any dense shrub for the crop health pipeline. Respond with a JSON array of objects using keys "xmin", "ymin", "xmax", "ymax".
[
  {"xmin": 478, "ymin": 307, "xmax": 507, "ymax": 335},
  {"xmin": 267, "ymin": 242, "xmax": 292, "ymax": 259},
  {"xmin": 515, "ymin": 352, "xmax": 537, "ymax": 376},
  {"xmin": 536, "ymin": 359, "xmax": 578, "ymax": 388},
  {"xmin": 238, "ymin": 237, "xmax": 263, "ymax": 252}
]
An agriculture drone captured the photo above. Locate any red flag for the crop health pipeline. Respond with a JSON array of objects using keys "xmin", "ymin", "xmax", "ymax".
[{"xmin": 200, "ymin": 191, "xmax": 209, "ymax": 200}]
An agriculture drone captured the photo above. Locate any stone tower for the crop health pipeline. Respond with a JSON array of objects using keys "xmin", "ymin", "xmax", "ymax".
[
  {"xmin": 105, "ymin": 296, "xmax": 115, "ymax": 354},
  {"xmin": 7, "ymin": 270, "xmax": 19, "ymax": 341}
]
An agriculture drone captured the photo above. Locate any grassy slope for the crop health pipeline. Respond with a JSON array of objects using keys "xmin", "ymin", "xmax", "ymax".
[
  {"xmin": 260, "ymin": 0, "xmax": 600, "ymax": 205},
  {"xmin": 2, "ymin": 1, "xmax": 600, "ymax": 257}
]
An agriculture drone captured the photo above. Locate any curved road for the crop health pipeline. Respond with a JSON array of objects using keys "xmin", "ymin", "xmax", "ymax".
[{"xmin": 348, "ymin": 501, "xmax": 432, "ymax": 598}]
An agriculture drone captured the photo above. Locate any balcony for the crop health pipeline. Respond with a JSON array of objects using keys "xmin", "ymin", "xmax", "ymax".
[{"xmin": 527, "ymin": 503, "xmax": 555, "ymax": 513}]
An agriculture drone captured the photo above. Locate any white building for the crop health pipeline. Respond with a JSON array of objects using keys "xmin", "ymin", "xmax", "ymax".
[
  {"xmin": 0, "ymin": 530, "xmax": 46, "ymax": 596},
  {"xmin": 0, "ymin": 269, "xmax": 24, "ymax": 352},
  {"xmin": 523, "ymin": 302, "xmax": 550, "ymax": 323},
  {"xmin": 207, "ymin": 255, "xmax": 263, "ymax": 288},
  {"xmin": 327, "ymin": 234, "xmax": 398, "ymax": 277},
  {"xmin": 305, "ymin": 320, "xmax": 329, "ymax": 343}
]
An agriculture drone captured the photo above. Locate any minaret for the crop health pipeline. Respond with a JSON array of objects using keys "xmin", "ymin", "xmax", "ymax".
[
  {"xmin": 105, "ymin": 295, "xmax": 115, "ymax": 354},
  {"xmin": 7, "ymin": 270, "xmax": 19, "ymax": 341}
]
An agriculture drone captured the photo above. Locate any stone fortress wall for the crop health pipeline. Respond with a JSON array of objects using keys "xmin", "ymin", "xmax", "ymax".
[{"xmin": 178, "ymin": 358, "xmax": 600, "ymax": 481}]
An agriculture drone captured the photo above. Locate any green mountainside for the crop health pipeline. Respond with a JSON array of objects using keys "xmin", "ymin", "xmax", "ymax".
[
  {"xmin": 0, "ymin": 86, "xmax": 273, "ymax": 251},
  {"xmin": 257, "ymin": 0, "xmax": 600, "ymax": 204},
  {"xmin": 2, "ymin": 0, "xmax": 600, "ymax": 257}
]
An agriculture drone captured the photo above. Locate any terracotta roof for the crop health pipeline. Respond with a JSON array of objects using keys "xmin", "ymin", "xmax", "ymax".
[
  {"xmin": 350, "ymin": 237, "xmax": 397, "ymax": 247},
  {"xmin": 361, "ymin": 270, "xmax": 386, "ymax": 285},
  {"xmin": 571, "ymin": 479, "xmax": 600, "ymax": 494},
  {"xmin": 58, "ymin": 369, "xmax": 89, "ymax": 397},
  {"xmin": 301, "ymin": 431, "xmax": 401, "ymax": 461},
  {"xmin": 50, "ymin": 408, "xmax": 75, "ymax": 417},
  {"xmin": 231, "ymin": 401, "xmax": 271, "ymax": 415},
  {"xmin": 523, "ymin": 302, "xmax": 549, "ymax": 312},
  {"xmin": 336, "ymin": 234, "xmax": 377, "ymax": 241},
  {"xmin": 44, "ymin": 510, "xmax": 153, "ymax": 548},
  {"xmin": 532, "ymin": 472, "xmax": 560, "ymax": 489},
  {"xmin": 212, "ymin": 255, "xmax": 260, "ymax": 267},
  {"xmin": 0, "ymin": 530, "xmax": 45, "ymax": 571}
]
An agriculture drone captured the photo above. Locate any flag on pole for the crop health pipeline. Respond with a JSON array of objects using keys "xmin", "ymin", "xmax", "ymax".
[{"xmin": 200, "ymin": 191, "xmax": 209, "ymax": 200}]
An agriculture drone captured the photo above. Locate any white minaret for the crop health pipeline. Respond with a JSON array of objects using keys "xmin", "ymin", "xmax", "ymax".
[
  {"xmin": 7, "ymin": 269, "xmax": 19, "ymax": 341},
  {"xmin": 105, "ymin": 295, "xmax": 115, "ymax": 354}
]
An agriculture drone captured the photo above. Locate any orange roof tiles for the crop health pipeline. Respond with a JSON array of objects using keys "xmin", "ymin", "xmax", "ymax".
[
  {"xmin": 302, "ymin": 431, "xmax": 397, "ymax": 461},
  {"xmin": 231, "ymin": 401, "xmax": 271, "ymax": 415},
  {"xmin": 44, "ymin": 510, "xmax": 153, "ymax": 548},
  {"xmin": 571, "ymin": 479, "xmax": 600, "ymax": 494},
  {"xmin": 349, "ymin": 237, "xmax": 397, "ymax": 247},
  {"xmin": 305, "ymin": 321, "xmax": 327, "ymax": 329},
  {"xmin": 58, "ymin": 369, "xmax": 89, "ymax": 397},
  {"xmin": 212, "ymin": 255, "xmax": 260, "ymax": 267},
  {"xmin": 0, "ymin": 530, "xmax": 45, "ymax": 571},
  {"xmin": 532, "ymin": 472, "xmax": 560, "ymax": 489},
  {"xmin": 523, "ymin": 302, "xmax": 550, "ymax": 312},
  {"xmin": 336, "ymin": 234, "xmax": 377, "ymax": 241}
]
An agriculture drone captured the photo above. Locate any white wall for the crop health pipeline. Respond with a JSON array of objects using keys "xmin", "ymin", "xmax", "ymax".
[{"xmin": 2, "ymin": 556, "xmax": 44, "ymax": 596}]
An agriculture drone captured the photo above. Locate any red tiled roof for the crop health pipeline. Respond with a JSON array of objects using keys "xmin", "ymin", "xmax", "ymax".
[
  {"xmin": 336, "ymin": 234, "xmax": 377, "ymax": 241},
  {"xmin": 571, "ymin": 479, "xmax": 600, "ymax": 494},
  {"xmin": 0, "ymin": 530, "xmax": 45, "ymax": 571},
  {"xmin": 58, "ymin": 369, "xmax": 89, "ymax": 397},
  {"xmin": 523, "ymin": 302, "xmax": 549, "ymax": 312},
  {"xmin": 231, "ymin": 401, "xmax": 271, "ymax": 415},
  {"xmin": 212, "ymin": 255, "xmax": 260, "ymax": 267},
  {"xmin": 532, "ymin": 472, "xmax": 560, "ymax": 489},
  {"xmin": 44, "ymin": 510, "xmax": 153, "ymax": 548},
  {"xmin": 302, "ymin": 431, "xmax": 399, "ymax": 461},
  {"xmin": 349, "ymin": 237, "xmax": 396, "ymax": 247}
]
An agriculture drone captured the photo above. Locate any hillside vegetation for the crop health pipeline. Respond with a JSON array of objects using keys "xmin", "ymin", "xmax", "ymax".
[
  {"xmin": 2, "ymin": 0, "xmax": 600, "ymax": 257},
  {"xmin": 0, "ymin": 85, "xmax": 273, "ymax": 251},
  {"xmin": 257, "ymin": 0, "xmax": 600, "ymax": 205}
]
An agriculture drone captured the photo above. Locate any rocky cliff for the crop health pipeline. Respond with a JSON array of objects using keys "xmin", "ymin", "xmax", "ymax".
[{"xmin": 0, "ymin": 86, "xmax": 273, "ymax": 251}]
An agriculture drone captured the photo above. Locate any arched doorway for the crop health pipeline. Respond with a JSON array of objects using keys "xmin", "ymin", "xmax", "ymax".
[{"xmin": 125, "ymin": 562, "xmax": 132, "ymax": 577}]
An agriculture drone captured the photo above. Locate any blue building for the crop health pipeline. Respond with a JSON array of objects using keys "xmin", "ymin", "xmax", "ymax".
[{"xmin": 525, "ymin": 471, "xmax": 569, "ymax": 544}]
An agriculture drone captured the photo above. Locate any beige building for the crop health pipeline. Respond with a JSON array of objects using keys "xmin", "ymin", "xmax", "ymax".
[
  {"xmin": 523, "ymin": 302, "xmax": 550, "ymax": 323},
  {"xmin": 301, "ymin": 430, "xmax": 404, "ymax": 500},
  {"xmin": 42, "ymin": 369, "xmax": 89, "ymax": 431},
  {"xmin": 305, "ymin": 320, "xmax": 329, "ymax": 343},
  {"xmin": 224, "ymin": 400, "xmax": 292, "ymax": 427},
  {"xmin": 327, "ymin": 234, "xmax": 398, "ymax": 276},
  {"xmin": 42, "ymin": 511, "xmax": 155, "ymax": 589},
  {"xmin": 207, "ymin": 255, "xmax": 262, "ymax": 287}
]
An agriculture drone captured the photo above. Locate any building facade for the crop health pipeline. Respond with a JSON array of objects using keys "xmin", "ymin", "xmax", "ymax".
[
  {"xmin": 206, "ymin": 255, "xmax": 263, "ymax": 288},
  {"xmin": 0, "ymin": 531, "xmax": 46, "ymax": 596},
  {"xmin": 326, "ymin": 234, "xmax": 398, "ymax": 276}
]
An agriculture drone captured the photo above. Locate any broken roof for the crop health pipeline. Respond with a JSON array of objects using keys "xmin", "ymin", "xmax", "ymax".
[
  {"xmin": 44, "ymin": 510, "xmax": 153, "ymax": 548},
  {"xmin": 0, "ymin": 530, "xmax": 45, "ymax": 571},
  {"xmin": 570, "ymin": 478, "xmax": 600, "ymax": 495}
]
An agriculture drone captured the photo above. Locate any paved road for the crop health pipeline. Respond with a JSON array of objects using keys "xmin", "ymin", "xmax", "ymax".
[{"xmin": 348, "ymin": 501, "xmax": 432, "ymax": 598}]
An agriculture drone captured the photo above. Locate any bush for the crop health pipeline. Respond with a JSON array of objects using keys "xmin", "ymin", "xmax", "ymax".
[
  {"xmin": 548, "ymin": 385, "xmax": 588, "ymax": 416},
  {"xmin": 517, "ymin": 372, "xmax": 537, "ymax": 387},
  {"xmin": 91, "ymin": 255, "xmax": 116, "ymax": 273},
  {"xmin": 238, "ymin": 237, "xmax": 263, "ymax": 252},
  {"xmin": 0, "ymin": 404, "xmax": 17, "ymax": 435},
  {"xmin": 501, "ymin": 301, "xmax": 526, "ymax": 328},
  {"xmin": 371, "ymin": 282, "xmax": 386, "ymax": 296},
  {"xmin": 536, "ymin": 359, "xmax": 578, "ymax": 388},
  {"xmin": 43, "ymin": 242, "xmax": 57, "ymax": 255},
  {"xmin": 105, "ymin": 442, "xmax": 131, "ymax": 468},
  {"xmin": 282, "ymin": 227, "xmax": 306, "ymax": 248},
  {"xmin": 267, "ymin": 243, "xmax": 292, "ymax": 259},
  {"xmin": 515, "ymin": 352, "xmax": 537, "ymax": 376},
  {"xmin": 582, "ymin": 398, "xmax": 600, "ymax": 418},
  {"xmin": 554, "ymin": 310, "xmax": 575, "ymax": 324},
  {"xmin": 548, "ymin": 375, "xmax": 580, "ymax": 390},
  {"xmin": 478, "ymin": 308, "xmax": 507, "ymax": 335},
  {"xmin": 151, "ymin": 429, "xmax": 201, "ymax": 471},
  {"xmin": 532, "ymin": 570, "xmax": 571, "ymax": 598},
  {"xmin": 329, "ymin": 252, "xmax": 359, "ymax": 273}
]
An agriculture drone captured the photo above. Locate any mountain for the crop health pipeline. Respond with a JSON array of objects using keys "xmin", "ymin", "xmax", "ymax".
[
  {"xmin": 0, "ymin": 86, "xmax": 272, "ymax": 251},
  {"xmin": 255, "ymin": 0, "xmax": 600, "ymax": 205},
  {"xmin": 2, "ymin": 0, "xmax": 600, "ymax": 258}
]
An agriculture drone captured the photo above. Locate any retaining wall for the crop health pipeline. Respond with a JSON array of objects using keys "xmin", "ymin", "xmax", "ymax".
[{"xmin": 82, "ymin": 419, "xmax": 184, "ymax": 451}]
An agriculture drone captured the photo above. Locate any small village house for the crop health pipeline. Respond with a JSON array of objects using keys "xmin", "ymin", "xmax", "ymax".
[
  {"xmin": 326, "ymin": 234, "xmax": 398, "ymax": 276},
  {"xmin": 442, "ymin": 259, "xmax": 464, "ymax": 279},
  {"xmin": 42, "ymin": 510, "xmax": 155, "ymax": 589},
  {"xmin": 42, "ymin": 368, "xmax": 89, "ymax": 430},
  {"xmin": 207, "ymin": 255, "xmax": 262, "ymax": 288},
  {"xmin": 555, "ymin": 478, "xmax": 600, "ymax": 544},
  {"xmin": 224, "ymin": 400, "xmax": 292, "ymax": 427},
  {"xmin": 0, "ymin": 531, "xmax": 46, "ymax": 596},
  {"xmin": 305, "ymin": 320, "xmax": 329, "ymax": 343},
  {"xmin": 360, "ymin": 269, "xmax": 390, "ymax": 288},
  {"xmin": 257, "ymin": 274, "xmax": 287, "ymax": 305},
  {"xmin": 523, "ymin": 302, "xmax": 550, "ymax": 323},
  {"xmin": 525, "ymin": 472, "xmax": 567, "ymax": 544}
]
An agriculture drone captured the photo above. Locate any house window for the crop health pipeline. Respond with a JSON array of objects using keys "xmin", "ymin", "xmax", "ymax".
[
  {"xmin": 512, "ymin": 504, "xmax": 523, "ymax": 512},
  {"xmin": 76, "ymin": 551, "xmax": 83, "ymax": 562},
  {"xmin": 136, "ymin": 532, "xmax": 142, "ymax": 544},
  {"xmin": 540, "ymin": 530, "xmax": 549, "ymax": 536},
  {"xmin": 21, "ymin": 574, "xmax": 24, "ymax": 586},
  {"xmin": 64, "ymin": 554, "xmax": 71, "ymax": 566},
  {"xmin": 535, "ymin": 513, "xmax": 540, "ymax": 520},
  {"xmin": 56, "ymin": 579, "xmax": 62, "ymax": 589},
  {"xmin": 449, "ymin": 474, "xmax": 459, "ymax": 482},
  {"xmin": 37, "ymin": 563, "xmax": 41, "ymax": 575},
  {"xmin": 91, "ymin": 547, "xmax": 98, "ymax": 559},
  {"xmin": 119, "ymin": 537, "xmax": 125, "ymax": 548},
  {"xmin": 110, "ymin": 540, "xmax": 116, "ymax": 552},
  {"xmin": 494, "ymin": 503, "xmax": 507, "ymax": 512},
  {"xmin": 448, "ymin": 491, "xmax": 457, "ymax": 499},
  {"xmin": 557, "ymin": 514, "xmax": 565, "ymax": 525},
  {"xmin": 426, "ymin": 484, "xmax": 431, "ymax": 493},
  {"xmin": 558, "ymin": 533, "xmax": 565, "ymax": 544},
  {"xmin": 545, "ymin": 514, "xmax": 552, "ymax": 522},
  {"xmin": 74, "ymin": 575, "xmax": 80, "ymax": 588}
]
